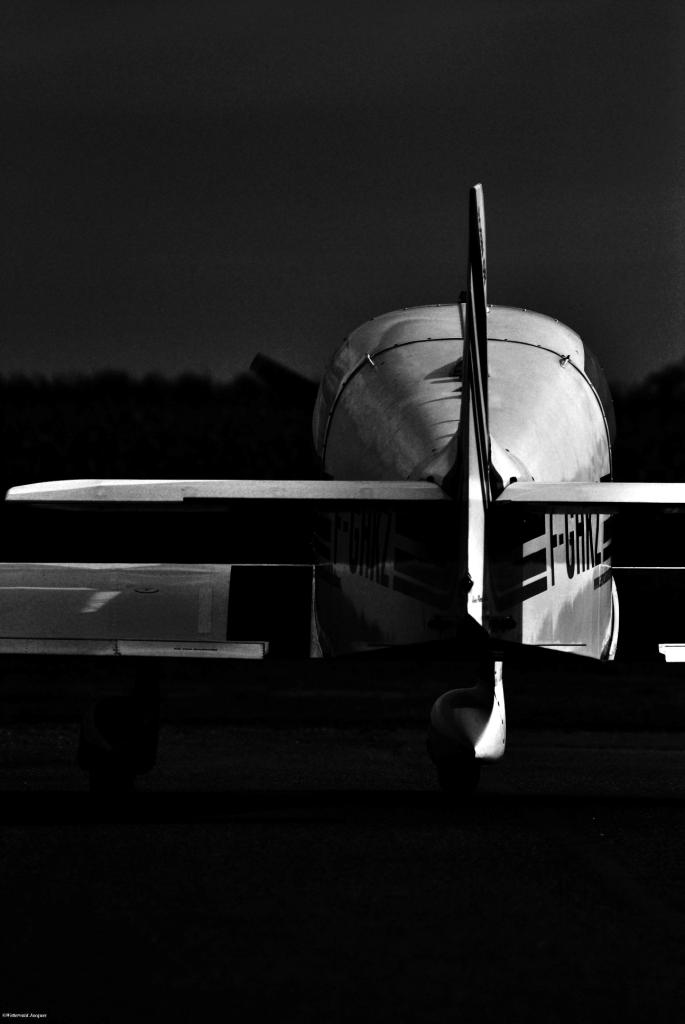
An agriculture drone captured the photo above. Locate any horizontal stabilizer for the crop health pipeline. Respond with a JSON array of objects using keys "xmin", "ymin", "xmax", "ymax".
[
  {"xmin": 6, "ymin": 478, "xmax": 448, "ymax": 505},
  {"xmin": 495, "ymin": 481, "xmax": 685, "ymax": 513}
]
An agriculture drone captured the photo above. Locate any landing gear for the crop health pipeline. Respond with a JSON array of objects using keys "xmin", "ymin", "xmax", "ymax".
[
  {"xmin": 86, "ymin": 750, "xmax": 136, "ymax": 795},
  {"xmin": 426, "ymin": 655, "xmax": 506, "ymax": 796},
  {"xmin": 434, "ymin": 754, "xmax": 481, "ymax": 797},
  {"xmin": 78, "ymin": 669, "xmax": 160, "ymax": 794}
]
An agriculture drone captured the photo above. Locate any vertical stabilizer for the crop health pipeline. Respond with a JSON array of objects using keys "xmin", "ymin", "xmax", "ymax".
[
  {"xmin": 465, "ymin": 183, "xmax": 490, "ymax": 504},
  {"xmin": 427, "ymin": 186, "xmax": 507, "ymax": 784},
  {"xmin": 457, "ymin": 183, "xmax": 491, "ymax": 626}
]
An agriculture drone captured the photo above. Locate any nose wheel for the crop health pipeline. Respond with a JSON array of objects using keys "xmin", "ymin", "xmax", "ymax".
[
  {"xmin": 433, "ymin": 753, "xmax": 481, "ymax": 796},
  {"xmin": 78, "ymin": 670, "xmax": 160, "ymax": 793}
]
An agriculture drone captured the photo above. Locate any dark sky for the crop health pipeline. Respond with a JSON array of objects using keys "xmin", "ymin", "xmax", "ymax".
[{"xmin": 2, "ymin": 0, "xmax": 683, "ymax": 385}]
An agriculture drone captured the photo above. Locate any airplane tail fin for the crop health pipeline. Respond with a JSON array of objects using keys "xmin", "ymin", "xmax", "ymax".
[
  {"xmin": 426, "ymin": 190, "xmax": 503, "ymax": 772},
  {"xmin": 445, "ymin": 183, "xmax": 492, "ymax": 626},
  {"xmin": 462, "ymin": 182, "xmax": 491, "ymax": 509}
]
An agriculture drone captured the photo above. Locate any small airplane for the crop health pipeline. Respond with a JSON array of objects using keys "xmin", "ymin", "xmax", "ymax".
[{"xmin": 2, "ymin": 184, "xmax": 685, "ymax": 792}]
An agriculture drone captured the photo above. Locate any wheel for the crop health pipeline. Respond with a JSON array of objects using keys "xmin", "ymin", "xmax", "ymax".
[
  {"xmin": 78, "ymin": 686, "xmax": 159, "ymax": 793},
  {"xmin": 88, "ymin": 762, "xmax": 136, "ymax": 794},
  {"xmin": 435, "ymin": 755, "xmax": 481, "ymax": 796}
]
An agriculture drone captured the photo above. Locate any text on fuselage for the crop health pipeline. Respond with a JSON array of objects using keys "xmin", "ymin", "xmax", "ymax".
[{"xmin": 549, "ymin": 513, "xmax": 602, "ymax": 585}]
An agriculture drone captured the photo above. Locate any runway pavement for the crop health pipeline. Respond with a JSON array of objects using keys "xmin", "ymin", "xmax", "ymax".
[{"xmin": 0, "ymin": 658, "xmax": 683, "ymax": 1023}]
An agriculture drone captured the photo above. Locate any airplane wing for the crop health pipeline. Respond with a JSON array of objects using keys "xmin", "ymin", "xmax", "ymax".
[
  {"xmin": 495, "ymin": 479, "xmax": 685, "ymax": 662},
  {"xmin": 0, "ymin": 562, "xmax": 271, "ymax": 659},
  {"xmin": 0, "ymin": 479, "xmax": 447, "ymax": 658}
]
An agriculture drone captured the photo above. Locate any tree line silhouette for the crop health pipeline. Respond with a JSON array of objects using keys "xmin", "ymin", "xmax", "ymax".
[
  {"xmin": 0, "ymin": 369, "xmax": 319, "ymax": 497},
  {"xmin": 1, "ymin": 359, "xmax": 683, "ymax": 496},
  {"xmin": 0, "ymin": 360, "xmax": 683, "ymax": 653}
]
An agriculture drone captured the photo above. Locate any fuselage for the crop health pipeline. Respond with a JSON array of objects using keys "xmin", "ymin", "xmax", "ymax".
[{"xmin": 312, "ymin": 303, "xmax": 618, "ymax": 660}]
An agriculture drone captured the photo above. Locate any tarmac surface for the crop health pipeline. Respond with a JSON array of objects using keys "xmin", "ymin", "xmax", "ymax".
[{"xmin": 0, "ymin": 655, "xmax": 683, "ymax": 1023}]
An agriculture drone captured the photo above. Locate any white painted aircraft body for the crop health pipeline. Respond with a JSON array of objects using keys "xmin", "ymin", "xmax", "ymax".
[
  {"xmin": 312, "ymin": 302, "xmax": 617, "ymax": 662},
  {"xmin": 2, "ymin": 185, "xmax": 685, "ymax": 790}
]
